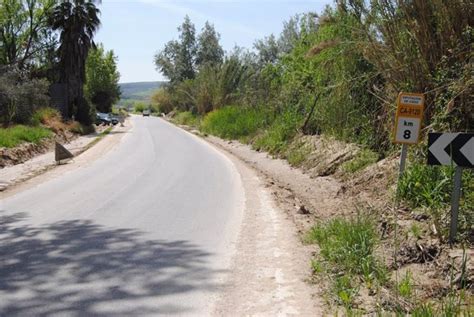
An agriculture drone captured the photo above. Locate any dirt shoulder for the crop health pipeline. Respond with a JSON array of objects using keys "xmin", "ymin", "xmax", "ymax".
[
  {"xmin": 211, "ymin": 141, "xmax": 323, "ymax": 315},
  {"xmin": 0, "ymin": 120, "xmax": 131, "ymax": 198}
]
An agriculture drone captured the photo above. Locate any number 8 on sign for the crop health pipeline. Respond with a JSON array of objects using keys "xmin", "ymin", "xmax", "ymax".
[{"xmin": 395, "ymin": 117, "xmax": 420, "ymax": 143}]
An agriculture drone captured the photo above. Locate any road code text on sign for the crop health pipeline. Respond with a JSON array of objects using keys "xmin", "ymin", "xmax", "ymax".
[{"xmin": 393, "ymin": 92, "xmax": 424, "ymax": 144}]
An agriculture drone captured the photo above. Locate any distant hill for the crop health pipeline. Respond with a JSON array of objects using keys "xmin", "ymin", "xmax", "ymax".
[{"xmin": 118, "ymin": 81, "xmax": 165, "ymax": 105}]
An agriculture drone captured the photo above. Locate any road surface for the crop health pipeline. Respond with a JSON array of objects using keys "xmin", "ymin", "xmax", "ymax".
[{"xmin": 0, "ymin": 116, "xmax": 245, "ymax": 316}]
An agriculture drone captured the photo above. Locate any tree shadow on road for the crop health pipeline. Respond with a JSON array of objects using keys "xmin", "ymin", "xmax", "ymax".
[{"xmin": 0, "ymin": 212, "xmax": 221, "ymax": 316}]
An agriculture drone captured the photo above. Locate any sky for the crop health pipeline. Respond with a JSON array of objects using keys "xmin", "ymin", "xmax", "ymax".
[{"xmin": 94, "ymin": 0, "xmax": 332, "ymax": 83}]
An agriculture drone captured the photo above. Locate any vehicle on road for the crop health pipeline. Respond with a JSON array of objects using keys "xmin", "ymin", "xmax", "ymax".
[
  {"xmin": 143, "ymin": 109, "xmax": 150, "ymax": 116},
  {"xmin": 96, "ymin": 112, "xmax": 119, "ymax": 125}
]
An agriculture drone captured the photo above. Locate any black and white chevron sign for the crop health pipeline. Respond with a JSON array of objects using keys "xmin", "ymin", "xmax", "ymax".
[{"xmin": 428, "ymin": 133, "xmax": 474, "ymax": 168}]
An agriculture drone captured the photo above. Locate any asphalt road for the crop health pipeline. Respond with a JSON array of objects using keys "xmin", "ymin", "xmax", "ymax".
[{"xmin": 0, "ymin": 116, "xmax": 245, "ymax": 316}]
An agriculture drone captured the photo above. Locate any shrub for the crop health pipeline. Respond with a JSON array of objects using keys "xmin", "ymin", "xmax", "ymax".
[
  {"xmin": 151, "ymin": 88, "xmax": 174, "ymax": 114},
  {"xmin": 173, "ymin": 111, "xmax": 199, "ymax": 127},
  {"xmin": 0, "ymin": 67, "xmax": 50, "ymax": 125},
  {"xmin": 69, "ymin": 122, "xmax": 95, "ymax": 135},
  {"xmin": 252, "ymin": 110, "xmax": 302, "ymax": 154},
  {"xmin": 31, "ymin": 107, "xmax": 61, "ymax": 125},
  {"xmin": 201, "ymin": 105, "xmax": 270, "ymax": 140},
  {"xmin": 133, "ymin": 101, "xmax": 147, "ymax": 113},
  {"xmin": 0, "ymin": 125, "xmax": 52, "ymax": 148}
]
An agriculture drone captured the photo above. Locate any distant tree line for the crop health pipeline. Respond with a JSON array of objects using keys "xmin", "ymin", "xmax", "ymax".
[
  {"xmin": 0, "ymin": 0, "xmax": 120, "ymax": 126},
  {"xmin": 153, "ymin": 1, "xmax": 472, "ymax": 155}
]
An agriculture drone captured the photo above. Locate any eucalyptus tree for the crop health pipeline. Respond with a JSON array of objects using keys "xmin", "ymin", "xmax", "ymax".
[
  {"xmin": 196, "ymin": 21, "xmax": 223, "ymax": 67},
  {"xmin": 49, "ymin": 0, "xmax": 101, "ymax": 123},
  {"xmin": 154, "ymin": 15, "xmax": 197, "ymax": 85}
]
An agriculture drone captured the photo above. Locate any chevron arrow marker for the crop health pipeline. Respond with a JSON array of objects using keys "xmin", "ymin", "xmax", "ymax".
[
  {"xmin": 428, "ymin": 133, "xmax": 458, "ymax": 165},
  {"xmin": 460, "ymin": 137, "xmax": 474, "ymax": 166}
]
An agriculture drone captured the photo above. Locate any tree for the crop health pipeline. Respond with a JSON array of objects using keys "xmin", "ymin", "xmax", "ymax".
[
  {"xmin": 154, "ymin": 15, "xmax": 196, "ymax": 84},
  {"xmin": 85, "ymin": 44, "xmax": 120, "ymax": 113},
  {"xmin": 49, "ymin": 0, "xmax": 101, "ymax": 124},
  {"xmin": 278, "ymin": 12, "xmax": 319, "ymax": 54},
  {"xmin": 196, "ymin": 21, "xmax": 223, "ymax": 67},
  {"xmin": 0, "ymin": 66, "xmax": 50, "ymax": 125},
  {"xmin": 0, "ymin": 0, "xmax": 56, "ymax": 69},
  {"xmin": 254, "ymin": 34, "xmax": 279, "ymax": 66}
]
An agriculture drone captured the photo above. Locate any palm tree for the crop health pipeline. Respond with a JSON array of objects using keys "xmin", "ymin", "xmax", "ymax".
[{"xmin": 50, "ymin": 0, "xmax": 101, "ymax": 123}]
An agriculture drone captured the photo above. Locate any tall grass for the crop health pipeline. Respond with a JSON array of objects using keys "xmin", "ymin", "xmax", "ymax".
[
  {"xmin": 252, "ymin": 110, "xmax": 302, "ymax": 154},
  {"xmin": 201, "ymin": 105, "xmax": 271, "ymax": 140},
  {"xmin": 306, "ymin": 214, "xmax": 386, "ymax": 282},
  {"xmin": 399, "ymin": 163, "xmax": 474, "ymax": 239},
  {"xmin": 173, "ymin": 111, "xmax": 200, "ymax": 128},
  {"xmin": 0, "ymin": 125, "xmax": 52, "ymax": 148},
  {"xmin": 31, "ymin": 107, "xmax": 61, "ymax": 126}
]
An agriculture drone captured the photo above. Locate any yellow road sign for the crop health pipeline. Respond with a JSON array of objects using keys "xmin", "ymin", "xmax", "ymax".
[{"xmin": 393, "ymin": 92, "xmax": 424, "ymax": 144}]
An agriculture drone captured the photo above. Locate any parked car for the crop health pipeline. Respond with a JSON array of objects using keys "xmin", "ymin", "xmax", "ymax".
[
  {"xmin": 96, "ymin": 112, "xmax": 112, "ymax": 125},
  {"xmin": 109, "ymin": 114, "xmax": 119, "ymax": 125},
  {"xmin": 143, "ymin": 109, "xmax": 150, "ymax": 116},
  {"xmin": 96, "ymin": 112, "xmax": 119, "ymax": 125}
]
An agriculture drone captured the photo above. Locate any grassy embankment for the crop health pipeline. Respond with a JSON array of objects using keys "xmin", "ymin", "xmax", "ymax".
[
  {"xmin": 0, "ymin": 125, "xmax": 52, "ymax": 148},
  {"xmin": 0, "ymin": 107, "xmax": 96, "ymax": 149}
]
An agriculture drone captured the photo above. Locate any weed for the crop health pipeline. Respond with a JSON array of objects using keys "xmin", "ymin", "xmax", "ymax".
[
  {"xmin": 334, "ymin": 275, "xmax": 358, "ymax": 308},
  {"xmin": 410, "ymin": 291, "xmax": 472, "ymax": 317},
  {"xmin": 310, "ymin": 259, "xmax": 324, "ymax": 274},
  {"xmin": 306, "ymin": 213, "xmax": 387, "ymax": 283},
  {"xmin": 399, "ymin": 164, "xmax": 453, "ymax": 208},
  {"xmin": 411, "ymin": 303, "xmax": 434, "ymax": 317},
  {"xmin": 397, "ymin": 271, "xmax": 413, "ymax": 298},
  {"xmin": 341, "ymin": 148, "xmax": 378, "ymax": 174},
  {"xmin": 0, "ymin": 125, "xmax": 52, "ymax": 148},
  {"xmin": 410, "ymin": 223, "xmax": 422, "ymax": 239},
  {"xmin": 399, "ymin": 163, "xmax": 474, "ymax": 240}
]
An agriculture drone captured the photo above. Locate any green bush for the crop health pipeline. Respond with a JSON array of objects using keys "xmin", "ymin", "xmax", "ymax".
[
  {"xmin": 0, "ymin": 125, "xmax": 52, "ymax": 148},
  {"xmin": 252, "ymin": 110, "xmax": 302, "ymax": 154},
  {"xmin": 306, "ymin": 214, "xmax": 386, "ymax": 282},
  {"xmin": 399, "ymin": 164, "xmax": 466, "ymax": 208},
  {"xmin": 173, "ymin": 111, "xmax": 200, "ymax": 127},
  {"xmin": 201, "ymin": 105, "xmax": 270, "ymax": 140},
  {"xmin": 399, "ymin": 163, "xmax": 473, "ymax": 240},
  {"xmin": 133, "ymin": 102, "xmax": 147, "ymax": 113},
  {"xmin": 31, "ymin": 107, "xmax": 61, "ymax": 126}
]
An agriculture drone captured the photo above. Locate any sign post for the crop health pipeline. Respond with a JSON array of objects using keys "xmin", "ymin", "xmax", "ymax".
[
  {"xmin": 393, "ymin": 92, "xmax": 425, "ymax": 184},
  {"xmin": 427, "ymin": 132, "xmax": 474, "ymax": 243}
]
